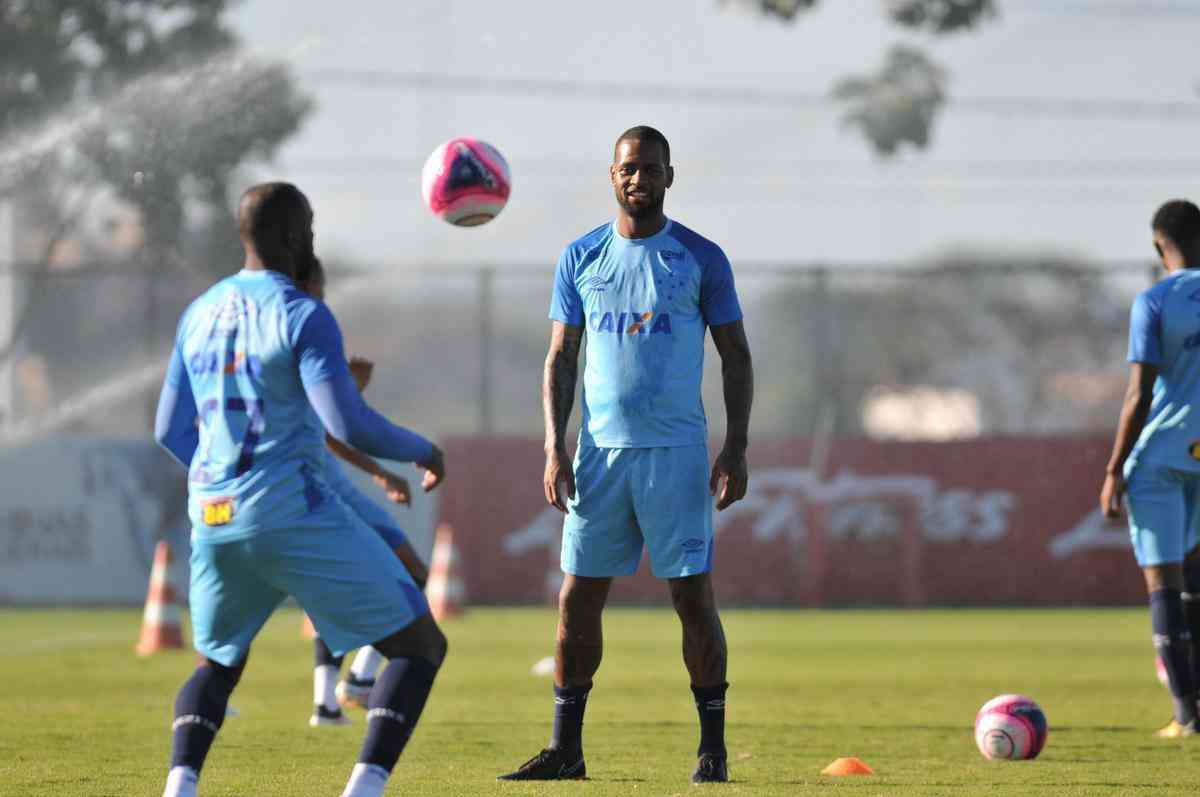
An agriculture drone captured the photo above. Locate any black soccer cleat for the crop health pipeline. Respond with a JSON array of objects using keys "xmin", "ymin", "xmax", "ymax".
[
  {"xmin": 496, "ymin": 747, "xmax": 586, "ymax": 781},
  {"xmin": 691, "ymin": 753, "xmax": 729, "ymax": 784}
]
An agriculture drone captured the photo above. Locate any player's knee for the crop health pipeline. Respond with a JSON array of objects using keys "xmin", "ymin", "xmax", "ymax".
[
  {"xmin": 559, "ymin": 579, "xmax": 607, "ymax": 621},
  {"xmin": 669, "ymin": 576, "xmax": 715, "ymax": 621},
  {"xmin": 426, "ymin": 623, "xmax": 449, "ymax": 668},
  {"xmin": 204, "ymin": 657, "xmax": 247, "ymax": 692}
]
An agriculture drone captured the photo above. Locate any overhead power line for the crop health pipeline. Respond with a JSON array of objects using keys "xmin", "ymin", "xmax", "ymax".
[{"xmin": 304, "ymin": 68, "xmax": 1200, "ymax": 120}]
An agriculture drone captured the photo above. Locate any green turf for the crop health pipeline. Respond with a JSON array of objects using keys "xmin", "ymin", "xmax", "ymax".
[{"xmin": 1, "ymin": 607, "xmax": 1196, "ymax": 796}]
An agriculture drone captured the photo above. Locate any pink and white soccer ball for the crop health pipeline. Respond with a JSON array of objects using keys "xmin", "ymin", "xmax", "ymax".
[
  {"xmin": 421, "ymin": 137, "xmax": 511, "ymax": 227},
  {"xmin": 974, "ymin": 694, "xmax": 1048, "ymax": 761}
]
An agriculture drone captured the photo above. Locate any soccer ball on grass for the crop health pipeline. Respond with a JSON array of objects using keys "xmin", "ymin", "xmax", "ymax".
[{"xmin": 974, "ymin": 694, "xmax": 1048, "ymax": 761}]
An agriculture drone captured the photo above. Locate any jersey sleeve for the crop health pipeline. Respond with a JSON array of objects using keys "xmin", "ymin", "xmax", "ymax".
[
  {"xmin": 1128, "ymin": 290, "xmax": 1163, "ymax": 365},
  {"xmin": 549, "ymin": 249, "xmax": 585, "ymax": 326},
  {"xmin": 290, "ymin": 299, "xmax": 345, "ymax": 386},
  {"xmin": 154, "ymin": 345, "xmax": 199, "ymax": 467},
  {"xmin": 699, "ymin": 247, "xmax": 743, "ymax": 327}
]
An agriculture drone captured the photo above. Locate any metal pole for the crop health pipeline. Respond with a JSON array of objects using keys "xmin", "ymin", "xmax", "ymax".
[
  {"xmin": 478, "ymin": 267, "xmax": 494, "ymax": 435},
  {"xmin": 0, "ymin": 201, "xmax": 14, "ymax": 432}
]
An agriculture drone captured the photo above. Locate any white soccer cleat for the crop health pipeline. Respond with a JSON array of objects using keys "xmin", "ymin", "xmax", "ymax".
[{"xmin": 309, "ymin": 704, "xmax": 352, "ymax": 727}]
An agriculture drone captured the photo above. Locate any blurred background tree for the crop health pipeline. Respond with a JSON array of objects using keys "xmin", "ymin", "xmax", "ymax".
[
  {"xmin": 0, "ymin": 0, "xmax": 311, "ymax": 270},
  {"xmin": 724, "ymin": 0, "xmax": 998, "ymax": 155}
]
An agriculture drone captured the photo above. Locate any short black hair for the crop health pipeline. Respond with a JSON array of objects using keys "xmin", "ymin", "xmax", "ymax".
[
  {"xmin": 237, "ymin": 181, "xmax": 310, "ymax": 250},
  {"xmin": 615, "ymin": 125, "xmax": 670, "ymax": 165},
  {"xmin": 1152, "ymin": 199, "xmax": 1200, "ymax": 251}
]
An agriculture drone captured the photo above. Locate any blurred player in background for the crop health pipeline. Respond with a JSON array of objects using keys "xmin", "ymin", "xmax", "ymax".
[
  {"xmin": 154, "ymin": 182, "xmax": 447, "ymax": 797},
  {"xmin": 1101, "ymin": 198, "xmax": 1200, "ymax": 738},
  {"xmin": 498, "ymin": 126, "xmax": 754, "ymax": 784},
  {"xmin": 296, "ymin": 260, "xmax": 431, "ymax": 728}
]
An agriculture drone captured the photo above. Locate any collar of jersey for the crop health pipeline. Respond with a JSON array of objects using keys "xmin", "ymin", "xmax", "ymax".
[
  {"xmin": 238, "ymin": 267, "xmax": 291, "ymax": 282},
  {"xmin": 609, "ymin": 217, "xmax": 673, "ymax": 247}
]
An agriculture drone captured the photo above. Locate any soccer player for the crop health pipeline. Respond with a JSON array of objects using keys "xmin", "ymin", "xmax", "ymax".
[
  {"xmin": 498, "ymin": 126, "xmax": 754, "ymax": 784},
  {"xmin": 295, "ymin": 260, "xmax": 431, "ymax": 727},
  {"xmin": 1101, "ymin": 198, "xmax": 1200, "ymax": 738},
  {"xmin": 154, "ymin": 182, "xmax": 448, "ymax": 797}
]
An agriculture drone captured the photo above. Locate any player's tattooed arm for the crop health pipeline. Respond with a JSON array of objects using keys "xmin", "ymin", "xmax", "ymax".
[
  {"xmin": 710, "ymin": 320, "xmax": 754, "ymax": 511},
  {"xmin": 542, "ymin": 321, "xmax": 583, "ymax": 511},
  {"xmin": 1100, "ymin": 362, "xmax": 1158, "ymax": 518}
]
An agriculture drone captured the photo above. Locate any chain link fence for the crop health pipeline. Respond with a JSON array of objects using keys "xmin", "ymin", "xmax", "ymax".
[{"xmin": 0, "ymin": 260, "xmax": 1156, "ymax": 447}]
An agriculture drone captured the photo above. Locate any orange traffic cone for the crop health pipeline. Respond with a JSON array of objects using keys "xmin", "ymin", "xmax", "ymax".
[
  {"xmin": 300, "ymin": 613, "xmax": 317, "ymax": 640},
  {"xmin": 135, "ymin": 541, "xmax": 185, "ymax": 655},
  {"xmin": 425, "ymin": 523, "xmax": 465, "ymax": 621}
]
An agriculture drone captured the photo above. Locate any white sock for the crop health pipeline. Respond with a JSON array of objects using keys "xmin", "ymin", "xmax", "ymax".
[
  {"xmin": 350, "ymin": 647, "xmax": 384, "ymax": 682},
  {"xmin": 314, "ymin": 664, "xmax": 339, "ymax": 711},
  {"xmin": 162, "ymin": 766, "xmax": 198, "ymax": 797},
  {"xmin": 340, "ymin": 762, "xmax": 389, "ymax": 797}
]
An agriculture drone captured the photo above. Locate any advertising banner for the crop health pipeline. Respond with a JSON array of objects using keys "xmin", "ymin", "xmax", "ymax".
[{"xmin": 439, "ymin": 437, "xmax": 1143, "ymax": 606}]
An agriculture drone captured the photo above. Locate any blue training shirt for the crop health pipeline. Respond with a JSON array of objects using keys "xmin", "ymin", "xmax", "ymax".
[
  {"xmin": 156, "ymin": 268, "xmax": 432, "ymax": 543},
  {"xmin": 1125, "ymin": 268, "xmax": 1200, "ymax": 475},
  {"xmin": 550, "ymin": 218, "xmax": 742, "ymax": 448}
]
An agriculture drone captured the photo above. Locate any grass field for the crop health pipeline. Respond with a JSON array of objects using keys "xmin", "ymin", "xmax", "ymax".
[{"xmin": 1, "ymin": 607, "xmax": 1198, "ymax": 796}]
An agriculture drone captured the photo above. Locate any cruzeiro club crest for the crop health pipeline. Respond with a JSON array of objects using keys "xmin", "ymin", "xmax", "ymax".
[{"xmin": 446, "ymin": 142, "xmax": 498, "ymax": 192}]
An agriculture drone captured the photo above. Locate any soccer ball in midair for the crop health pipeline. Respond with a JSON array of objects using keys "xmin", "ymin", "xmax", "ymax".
[
  {"xmin": 974, "ymin": 694, "xmax": 1048, "ymax": 761},
  {"xmin": 421, "ymin": 137, "xmax": 511, "ymax": 227}
]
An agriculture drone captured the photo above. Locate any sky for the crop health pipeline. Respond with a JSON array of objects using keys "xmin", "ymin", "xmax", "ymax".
[{"xmin": 227, "ymin": 0, "xmax": 1200, "ymax": 267}]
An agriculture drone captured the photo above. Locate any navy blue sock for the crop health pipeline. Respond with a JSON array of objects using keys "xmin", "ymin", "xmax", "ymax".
[
  {"xmin": 170, "ymin": 660, "xmax": 243, "ymax": 772},
  {"xmin": 691, "ymin": 682, "xmax": 728, "ymax": 757},
  {"xmin": 358, "ymin": 656, "xmax": 439, "ymax": 772},
  {"xmin": 1151, "ymin": 588, "xmax": 1198, "ymax": 725},
  {"xmin": 1184, "ymin": 561, "xmax": 1200, "ymax": 689},
  {"xmin": 314, "ymin": 637, "xmax": 345, "ymax": 669},
  {"xmin": 550, "ymin": 685, "xmax": 590, "ymax": 755}
]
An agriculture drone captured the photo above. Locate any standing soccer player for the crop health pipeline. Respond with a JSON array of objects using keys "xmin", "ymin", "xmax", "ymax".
[
  {"xmin": 1101, "ymin": 199, "xmax": 1200, "ymax": 738},
  {"xmin": 154, "ymin": 182, "xmax": 448, "ymax": 797},
  {"xmin": 498, "ymin": 126, "xmax": 754, "ymax": 784}
]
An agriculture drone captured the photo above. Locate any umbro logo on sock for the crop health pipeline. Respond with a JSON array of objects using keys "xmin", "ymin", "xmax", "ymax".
[
  {"xmin": 703, "ymin": 699, "xmax": 726, "ymax": 711},
  {"xmin": 367, "ymin": 707, "xmax": 407, "ymax": 724},
  {"xmin": 172, "ymin": 714, "xmax": 219, "ymax": 734}
]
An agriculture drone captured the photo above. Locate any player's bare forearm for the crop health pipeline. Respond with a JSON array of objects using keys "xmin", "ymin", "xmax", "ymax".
[
  {"xmin": 711, "ymin": 321, "xmax": 754, "ymax": 455},
  {"xmin": 1105, "ymin": 362, "xmax": 1157, "ymax": 476},
  {"xmin": 326, "ymin": 433, "xmax": 387, "ymax": 479},
  {"xmin": 543, "ymin": 321, "xmax": 583, "ymax": 453}
]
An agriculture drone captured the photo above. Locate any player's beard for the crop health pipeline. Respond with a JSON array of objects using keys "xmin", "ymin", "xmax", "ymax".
[{"xmin": 617, "ymin": 189, "xmax": 664, "ymax": 221}]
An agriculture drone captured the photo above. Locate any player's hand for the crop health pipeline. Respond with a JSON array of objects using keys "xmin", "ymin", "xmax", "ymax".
[
  {"xmin": 417, "ymin": 444, "xmax": 446, "ymax": 493},
  {"xmin": 373, "ymin": 470, "xmax": 411, "ymax": 506},
  {"xmin": 710, "ymin": 446, "xmax": 748, "ymax": 511},
  {"xmin": 348, "ymin": 356, "xmax": 374, "ymax": 392},
  {"xmin": 544, "ymin": 445, "xmax": 576, "ymax": 512},
  {"xmin": 1100, "ymin": 471, "xmax": 1126, "ymax": 519}
]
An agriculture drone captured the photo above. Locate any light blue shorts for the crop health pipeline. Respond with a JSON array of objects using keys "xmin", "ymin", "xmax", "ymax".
[
  {"xmin": 189, "ymin": 500, "xmax": 428, "ymax": 667},
  {"xmin": 1126, "ymin": 464, "xmax": 1200, "ymax": 567},
  {"xmin": 562, "ymin": 444, "xmax": 713, "ymax": 579}
]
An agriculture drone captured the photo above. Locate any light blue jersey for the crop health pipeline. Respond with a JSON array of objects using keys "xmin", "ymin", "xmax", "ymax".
[
  {"xmin": 1125, "ymin": 269, "xmax": 1200, "ymax": 477},
  {"xmin": 157, "ymin": 267, "xmax": 434, "ymax": 662},
  {"xmin": 168, "ymin": 270, "xmax": 336, "ymax": 542},
  {"xmin": 549, "ymin": 219, "xmax": 742, "ymax": 448}
]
